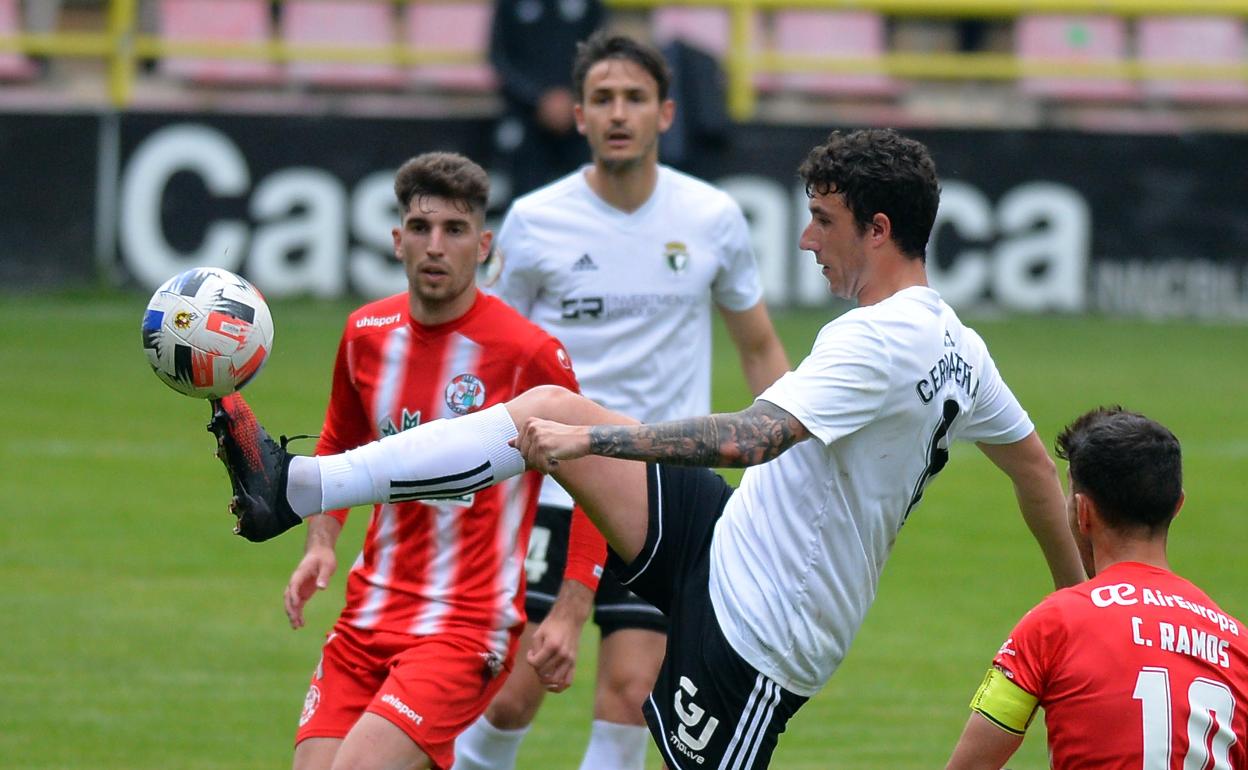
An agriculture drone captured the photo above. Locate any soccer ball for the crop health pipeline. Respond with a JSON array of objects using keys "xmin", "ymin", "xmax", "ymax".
[{"xmin": 141, "ymin": 267, "xmax": 275, "ymax": 399}]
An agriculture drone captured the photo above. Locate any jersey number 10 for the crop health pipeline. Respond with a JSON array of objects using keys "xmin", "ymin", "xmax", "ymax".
[{"xmin": 1134, "ymin": 666, "xmax": 1237, "ymax": 769}]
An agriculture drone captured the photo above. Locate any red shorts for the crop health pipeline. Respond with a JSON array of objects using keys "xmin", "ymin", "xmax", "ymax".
[{"xmin": 295, "ymin": 621, "xmax": 518, "ymax": 770}]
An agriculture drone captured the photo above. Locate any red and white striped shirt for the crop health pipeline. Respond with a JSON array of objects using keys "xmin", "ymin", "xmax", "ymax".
[{"xmin": 316, "ymin": 291, "xmax": 590, "ymax": 657}]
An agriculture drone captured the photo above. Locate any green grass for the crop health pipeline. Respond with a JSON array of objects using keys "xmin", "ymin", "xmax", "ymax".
[{"xmin": 2, "ymin": 293, "xmax": 1247, "ymax": 768}]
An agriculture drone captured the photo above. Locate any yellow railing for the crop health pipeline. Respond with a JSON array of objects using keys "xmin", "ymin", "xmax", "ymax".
[{"xmin": 2, "ymin": 0, "xmax": 1248, "ymax": 116}]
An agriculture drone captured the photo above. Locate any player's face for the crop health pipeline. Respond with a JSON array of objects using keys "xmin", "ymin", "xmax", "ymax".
[
  {"xmin": 392, "ymin": 195, "xmax": 491, "ymax": 316},
  {"xmin": 800, "ymin": 192, "xmax": 871, "ymax": 300},
  {"xmin": 575, "ymin": 58, "xmax": 674, "ymax": 173}
]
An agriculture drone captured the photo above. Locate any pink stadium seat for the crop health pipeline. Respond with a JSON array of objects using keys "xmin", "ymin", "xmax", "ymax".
[
  {"xmin": 0, "ymin": 0, "xmax": 37, "ymax": 81},
  {"xmin": 403, "ymin": 1, "xmax": 495, "ymax": 91},
  {"xmin": 1016, "ymin": 15, "xmax": 1137, "ymax": 101},
  {"xmin": 651, "ymin": 7, "xmax": 731, "ymax": 58},
  {"xmin": 1137, "ymin": 16, "xmax": 1248, "ymax": 103},
  {"xmin": 766, "ymin": 10, "xmax": 900, "ymax": 97},
  {"xmin": 158, "ymin": 0, "xmax": 281, "ymax": 85},
  {"xmin": 283, "ymin": 0, "xmax": 402, "ymax": 88}
]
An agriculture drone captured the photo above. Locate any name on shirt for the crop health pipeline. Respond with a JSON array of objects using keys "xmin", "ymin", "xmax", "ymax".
[
  {"xmin": 1130, "ymin": 616, "xmax": 1232, "ymax": 669},
  {"xmin": 915, "ymin": 351, "xmax": 975, "ymax": 404}
]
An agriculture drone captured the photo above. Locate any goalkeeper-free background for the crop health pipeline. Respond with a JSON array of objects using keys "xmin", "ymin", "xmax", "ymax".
[{"xmin": 2, "ymin": 294, "xmax": 1245, "ymax": 768}]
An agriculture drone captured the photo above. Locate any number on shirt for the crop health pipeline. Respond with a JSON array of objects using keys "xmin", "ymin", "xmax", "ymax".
[
  {"xmin": 525, "ymin": 525, "xmax": 552, "ymax": 584},
  {"xmin": 904, "ymin": 399, "xmax": 960, "ymax": 520},
  {"xmin": 1133, "ymin": 666, "xmax": 1237, "ymax": 770}
]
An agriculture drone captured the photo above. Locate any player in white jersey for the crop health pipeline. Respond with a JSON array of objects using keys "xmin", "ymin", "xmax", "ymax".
[
  {"xmin": 463, "ymin": 32, "xmax": 788, "ymax": 770},
  {"xmin": 211, "ymin": 128, "xmax": 1087, "ymax": 769}
]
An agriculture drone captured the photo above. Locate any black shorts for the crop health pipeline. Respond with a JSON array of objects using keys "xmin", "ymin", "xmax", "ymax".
[
  {"xmin": 524, "ymin": 504, "xmax": 666, "ymax": 635},
  {"xmin": 609, "ymin": 465, "xmax": 808, "ymax": 770}
]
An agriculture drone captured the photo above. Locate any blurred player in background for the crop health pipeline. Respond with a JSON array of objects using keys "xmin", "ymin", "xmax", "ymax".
[
  {"xmin": 455, "ymin": 31, "xmax": 790, "ymax": 770},
  {"xmin": 489, "ymin": 0, "xmax": 604, "ymax": 198},
  {"xmin": 211, "ymin": 128, "xmax": 1086, "ymax": 768},
  {"xmin": 947, "ymin": 407, "xmax": 1248, "ymax": 770},
  {"xmin": 256, "ymin": 152, "xmax": 605, "ymax": 770}
]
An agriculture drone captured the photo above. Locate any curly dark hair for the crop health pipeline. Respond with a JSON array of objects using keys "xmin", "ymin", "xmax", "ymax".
[
  {"xmin": 798, "ymin": 129, "xmax": 940, "ymax": 261},
  {"xmin": 1056, "ymin": 406, "xmax": 1183, "ymax": 532},
  {"xmin": 393, "ymin": 152, "xmax": 489, "ymax": 216},
  {"xmin": 572, "ymin": 31, "xmax": 671, "ymax": 102}
]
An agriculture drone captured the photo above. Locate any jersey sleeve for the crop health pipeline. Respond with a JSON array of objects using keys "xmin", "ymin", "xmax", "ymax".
[
  {"xmin": 991, "ymin": 599, "xmax": 1065, "ymax": 703},
  {"xmin": 315, "ymin": 327, "xmax": 373, "ymax": 525},
  {"xmin": 491, "ymin": 212, "xmax": 541, "ymax": 318},
  {"xmin": 755, "ymin": 316, "xmax": 890, "ymax": 445},
  {"xmin": 515, "ymin": 335, "xmax": 579, "ymax": 394},
  {"xmin": 710, "ymin": 200, "xmax": 765, "ymax": 313},
  {"xmin": 958, "ymin": 335, "xmax": 1034, "ymax": 445},
  {"xmin": 563, "ymin": 504, "xmax": 606, "ymax": 591}
]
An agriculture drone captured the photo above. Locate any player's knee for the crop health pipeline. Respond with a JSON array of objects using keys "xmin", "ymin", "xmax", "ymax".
[
  {"xmin": 598, "ymin": 670, "xmax": 653, "ymax": 717},
  {"xmin": 484, "ymin": 682, "xmax": 545, "ymax": 729}
]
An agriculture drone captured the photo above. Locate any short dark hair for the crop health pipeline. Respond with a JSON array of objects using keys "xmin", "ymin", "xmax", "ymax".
[
  {"xmin": 1055, "ymin": 407, "xmax": 1183, "ymax": 532},
  {"xmin": 572, "ymin": 31, "xmax": 671, "ymax": 102},
  {"xmin": 798, "ymin": 129, "xmax": 940, "ymax": 261},
  {"xmin": 393, "ymin": 152, "xmax": 489, "ymax": 216}
]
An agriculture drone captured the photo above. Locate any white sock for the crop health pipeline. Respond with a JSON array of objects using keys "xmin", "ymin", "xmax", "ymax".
[
  {"xmin": 284, "ymin": 404, "xmax": 524, "ymax": 517},
  {"xmin": 454, "ymin": 715, "xmax": 530, "ymax": 770},
  {"xmin": 578, "ymin": 720, "xmax": 649, "ymax": 770}
]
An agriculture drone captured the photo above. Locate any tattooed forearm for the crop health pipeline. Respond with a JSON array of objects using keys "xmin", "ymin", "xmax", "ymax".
[{"xmin": 587, "ymin": 401, "xmax": 807, "ymax": 467}]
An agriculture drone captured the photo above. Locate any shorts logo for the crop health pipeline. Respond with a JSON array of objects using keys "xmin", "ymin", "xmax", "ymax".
[
  {"xmin": 381, "ymin": 693, "xmax": 423, "ymax": 725},
  {"xmin": 664, "ymin": 241, "xmax": 690, "ymax": 275},
  {"xmin": 299, "ymin": 684, "xmax": 321, "ymax": 727},
  {"xmin": 1091, "ymin": 583, "xmax": 1138, "ymax": 607},
  {"xmin": 445, "ymin": 373, "xmax": 486, "ymax": 414},
  {"xmin": 671, "ymin": 675, "xmax": 719, "ymax": 759}
]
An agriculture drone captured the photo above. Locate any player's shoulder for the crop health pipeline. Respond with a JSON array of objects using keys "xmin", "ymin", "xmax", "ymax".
[
  {"xmin": 507, "ymin": 170, "xmax": 587, "ymax": 220},
  {"xmin": 660, "ymin": 165, "xmax": 740, "ymax": 213},
  {"xmin": 343, "ymin": 293, "xmax": 408, "ymax": 340},
  {"xmin": 474, "ymin": 293, "xmax": 559, "ymax": 348}
]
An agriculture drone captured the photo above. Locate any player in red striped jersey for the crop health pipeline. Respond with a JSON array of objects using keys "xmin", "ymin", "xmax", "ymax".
[
  {"xmin": 947, "ymin": 407, "xmax": 1248, "ymax": 770},
  {"xmin": 277, "ymin": 152, "xmax": 605, "ymax": 770}
]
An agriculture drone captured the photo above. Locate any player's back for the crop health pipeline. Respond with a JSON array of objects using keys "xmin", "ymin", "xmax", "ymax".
[{"xmin": 1029, "ymin": 562, "xmax": 1248, "ymax": 769}]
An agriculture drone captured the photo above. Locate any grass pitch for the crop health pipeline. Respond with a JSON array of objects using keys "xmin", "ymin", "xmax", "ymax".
[{"xmin": 2, "ymin": 293, "xmax": 1246, "ymax": 768}]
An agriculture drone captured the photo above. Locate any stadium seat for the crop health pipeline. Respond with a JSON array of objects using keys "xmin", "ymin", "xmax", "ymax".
[
  {"xmin": 403, "ymin": 1, "xmax": 495, "ymax": 91},
  {"xmin": 282, "ymin": 0, "xmax": 402, "ymax": 88},
  {"xmin": 158, "ymin": 0, "xmax": 281, "ymax": 85},
  {"xmin": 765, "ymin": 10, "xmax": 900, "ymax": 97},
  {"xmin": 0, "ymin": 0, "xmax": 37, "ymax": 81},
  {"xmin": 651, "ymin": 7, "xmax": 732, "ymax": 58},
  {"xmin": 1016, "ymin": 15, "xmax": 1137, "ymax": 101},
  {"xmin": 1137, "ymin": 16, "xmax": 1248, "ymax": 103}
]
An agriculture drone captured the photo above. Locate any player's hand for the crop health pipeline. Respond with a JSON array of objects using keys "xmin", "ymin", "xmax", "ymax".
[
  {"xmin": 527, "ymin": 613, "xmax": 580, "ymax": 693},
  {"xmin": 284, "ymin": 547, "xmax": 336, "ymax": 629},
  {"xmin": 514, "ymin": 418, "xmax": 591, "ymax": 473}
]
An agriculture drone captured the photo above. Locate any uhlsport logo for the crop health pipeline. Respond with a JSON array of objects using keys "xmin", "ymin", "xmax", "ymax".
[
  {"xmin": 664, "ymin": 241, "xmax": 690, "ymax": 275},
  {"xmin": 381, "ymin": 693, "xmax": 423, "ymax": 725},
  {"xmin": 445, "ymin": 373, "xmax": 486, "ymax": 415},
  {"xmin": 299, "ymin": 684, "xmax": 321, "ymax": 727},
  {"xmin": 356, "ymin": 312, "xmax": 402, "ymax": 329},
  {"xmin": 669, "ymin": 675, "xmax": 718, "ymax": 764}
]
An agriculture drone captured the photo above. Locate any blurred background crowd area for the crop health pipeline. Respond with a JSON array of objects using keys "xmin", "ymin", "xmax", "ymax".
[{"xmin": 5, "ymin": 0, "xmax": 1248, "ymax": 135}]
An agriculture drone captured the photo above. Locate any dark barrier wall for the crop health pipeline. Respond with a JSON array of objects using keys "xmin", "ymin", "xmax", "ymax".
[{"xmin": 3, "ymin": 112, "xmax": 1247, "ymax": 319}]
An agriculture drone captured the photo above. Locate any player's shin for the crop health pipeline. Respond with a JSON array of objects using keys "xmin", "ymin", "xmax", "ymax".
[{"xmin": 300, "ymin": 404, "xmax": 526, "ymax": 514}]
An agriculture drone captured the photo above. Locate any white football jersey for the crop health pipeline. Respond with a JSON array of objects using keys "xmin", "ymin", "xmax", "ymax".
[
  {"xmin": 494, "ymin": 165, "xmax": 764, "ymax": 507},
  {"xmin": 709, "ymin": 286, "xmax": 1033, "ymax": 696}
]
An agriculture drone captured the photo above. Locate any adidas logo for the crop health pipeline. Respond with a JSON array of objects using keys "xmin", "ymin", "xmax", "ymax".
[{"xmin": 572, "ymin": 253, "xmax": 598, "ymax": 272}]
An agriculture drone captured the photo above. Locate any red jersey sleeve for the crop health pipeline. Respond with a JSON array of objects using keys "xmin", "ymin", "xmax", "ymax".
[
  {"xmin": 993, "ymin": 598, "xmax": 1067, "ymax": 700},
  {"xmin": 515, "ymin": 337, "xmax": 606, "ymax": 590},
  {"xmin": 314, "ymin": 328, "xmax": 373, "ymax": 526}
]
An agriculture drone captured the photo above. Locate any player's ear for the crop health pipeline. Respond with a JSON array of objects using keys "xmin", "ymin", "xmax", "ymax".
[
  {"xmin": 477, "ymin": 229, "xmax": 493, "ymax": 265},
  {"xmin": 1171, "ymin": 490, "xmax": 1185, "ymax": 521},
  {"xmin": 391, "ymin": 227, "xmax": 402, "ymax": 261},
  {"xmin": 574, "ymin": 102, "xmax": 587, "ymax": 136},
  {"xmin": 658, "ymin": 98, "xmax": 676, "ymax": 133},
  {"xmin": 1074, "ymin": 492, "xmax": 1095, "ymax": 534}
]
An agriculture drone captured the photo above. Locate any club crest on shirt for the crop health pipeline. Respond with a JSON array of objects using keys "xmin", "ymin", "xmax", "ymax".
[
  {"xmin": 445, "ymin": 373, "xmax": 486, "ymax": 414},
  {"xmin": 664, "ymin": 241, "xmax": 689, "ymax": 275}
]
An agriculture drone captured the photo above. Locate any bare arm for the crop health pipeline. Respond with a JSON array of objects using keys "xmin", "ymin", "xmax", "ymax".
[
  {"xmin": 284, "ymin": 514, "xmax": 343, "ymax": 629},
  {"xmin": 946, "ymin": 712, "xmax": 1025, "ymax": 770},
  {"xmin": 527, "ymin": 578, "xmax": 593, "ymax": 693},
  {"xmin": 589, "ymin": 400, "xmax": 810, "ymax": 467},
  {"xmin": 718, "ymin": 301, "xmax": 790, "ymax": 396},
  {"xmin": 516, "ymin": 400, "xmax": 811, "ymax": 472},
  {"xmin": 978, "ymin": 431, "xmax": 1086, "ymax": 588}
]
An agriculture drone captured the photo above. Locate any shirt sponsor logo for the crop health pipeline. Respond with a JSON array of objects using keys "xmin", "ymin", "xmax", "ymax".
[
  {"xmin": 1090, "ymin": 583, "xmax": 1138, "ymax": 607},
  {"xmin": 355, "ymin": 313, "xmax": 402, "ymax": 329},
  {"xmin": 381, "ymin": 693, "xmax": 423, "ymax": 725},
  {"xmin": 445, "ymin": 373, "xmax": 486, "ymax": 415}
]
